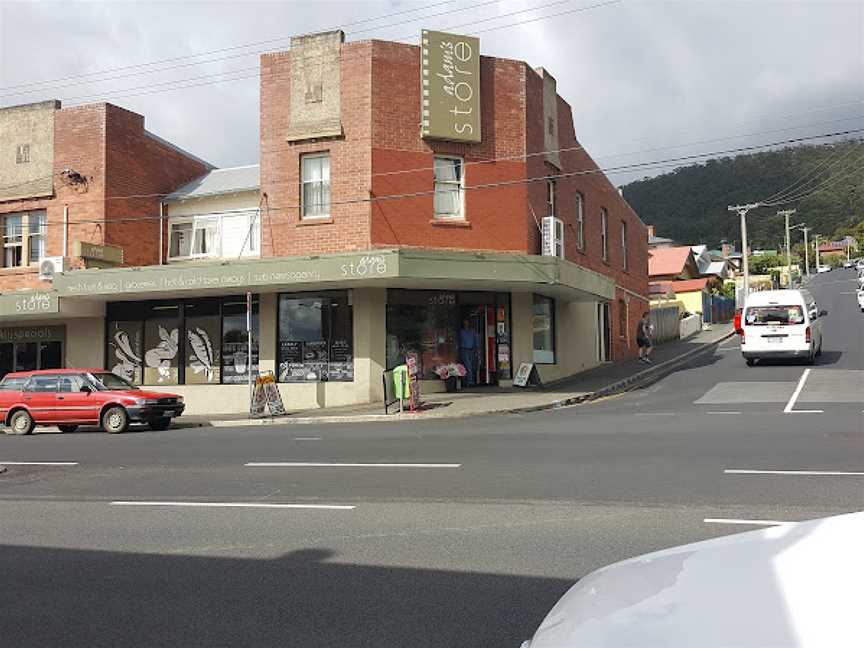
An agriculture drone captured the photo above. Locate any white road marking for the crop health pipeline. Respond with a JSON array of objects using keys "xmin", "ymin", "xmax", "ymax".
[
  {"xmin": 0, "ymin": 461, "xmax": 79, "ymax": 466},
  {"xmin": 110, "ymin": 501, "xmax": 355, "ymax": 510},
  {"xmin": 633, "ymin": 412, "xmax": 675, "ymax": 416},
  {"xmin": 707, "ymin": 411, "xmax": 741, "ymax": 414},
  {"xmin": 725, "ymin": 469, "xmax": 864, "ymax": 476},
  {"xmin": 245, "ymin": 462, "xmax": 462, "ymax": 468},
  {"xmin": 294, "ymin": 437, "xmax": 322, "ymax": 441},
  {"xmin": 704, "ymin": 518, "xmax": 794, "ymax": 526},
  {"xmin": 783, "ymin": 369, "xmax": 823, "ymax": 413},
  {"xmin": 717, "ymin": 346, "xmax": 741, "ymax": 351}
]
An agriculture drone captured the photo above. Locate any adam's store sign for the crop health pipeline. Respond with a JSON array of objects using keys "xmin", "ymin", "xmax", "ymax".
[{"xmin": 421, "ymin": 30, "xmax": 481, "ymax": 143}]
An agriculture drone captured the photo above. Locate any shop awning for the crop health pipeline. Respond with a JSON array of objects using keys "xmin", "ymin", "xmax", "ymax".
[
  {"xmin": 0, "ymin": 290, "xmax": 102, "ymax": 322},
  {"xmin": 49, "ymin": 249, "xmax": 616, "ymax": 303}
]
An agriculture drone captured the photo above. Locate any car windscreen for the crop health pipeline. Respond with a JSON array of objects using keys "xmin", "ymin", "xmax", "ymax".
[
  {"xmin": 744, "ymin": 305, "xmax": 805, "ymax": 326},
  {"xmin": 89, "ymin": 372, "xmax": 138, "ymax": 391},
  {"xmin": 0, "ymin": 377, "xmax": 27, "ymax": 390}
]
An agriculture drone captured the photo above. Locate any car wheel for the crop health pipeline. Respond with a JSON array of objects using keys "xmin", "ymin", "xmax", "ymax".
[
  {"xmin": 6, "ymin": 409, "xmax": 35, "ymax": 435},
  {"xmin": 148, "ymin": 417, "xmax": 171, "ymax": 431},
  {"xmin": 745, "ymin": 358, "xmax": 756, "ymax": 367},
  {"xmin": 102, "ymin": 406, "xmax": 129, "ymax": 434}
]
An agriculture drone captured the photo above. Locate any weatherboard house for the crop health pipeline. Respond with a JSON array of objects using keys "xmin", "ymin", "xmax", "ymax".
[{"xmin": 0, "ymin": 30, "xmax": 648, "ymax": 415}]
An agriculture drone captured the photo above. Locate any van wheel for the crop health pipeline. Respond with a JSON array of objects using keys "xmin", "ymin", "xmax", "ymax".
[
  {"xmin": 745, "ymin": 358, "xmax": 756, "ymax": 367},
  {"xmin": 102, "ymin": 406, "xmax": 129, "ymax": 434},
  {"xmin": 58, "ymin": 425, "xmax": 79, "ymax": 434},
  {"xmin": 6, "ymin": 410, "xmax": 35, "ymax": 435}
]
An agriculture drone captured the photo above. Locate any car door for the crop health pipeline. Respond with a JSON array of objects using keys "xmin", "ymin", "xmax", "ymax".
[
  {"xmin": 23, "ymin": 375, "xmax": 60, "ymax": 423},
  {"xmin": 56, "ymin": 374, "xmax": 101, "ymax": 423}
]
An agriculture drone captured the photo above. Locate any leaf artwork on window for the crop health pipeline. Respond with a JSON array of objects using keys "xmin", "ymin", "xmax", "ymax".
[
  {"xmin": 187, "ymin": 327, "xmax": 215, "ymax": 382},
  {"xmin": 112, "ymin": 330, "xmax": 141, "ymax": 382},
  {"xmin": 145, "ymin": 326, "xmax": 179, "ymax": 382}
]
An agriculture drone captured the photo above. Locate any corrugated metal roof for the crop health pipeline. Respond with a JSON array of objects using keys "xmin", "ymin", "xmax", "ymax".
[{"xmin": 165, "ymin": 164, "xmax": 259, "ymax": 202}]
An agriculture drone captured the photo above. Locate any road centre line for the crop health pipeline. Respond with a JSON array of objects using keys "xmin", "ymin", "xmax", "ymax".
[
  {"xmin": 707, "ymin": 411, "xmax": 741, "ymax": 414},
  {"xmin": 704, "ymin": 518, "xmax": 793, "ymax": 527},
  {"xmin": 783, "ymin": 369, "xmax": 823, "ymax": 414},
  {"xmin": 0, "ymin": 461, "xmax": 79, "ymax": 466},
  {"xmin": 633, "ymin": 412, "xmax": 675, "ymax": 416},
  {"xmin": 294, "ymin": 437, "xmax": 322, "ymax": 441},
  {"xmin": 725, "ymin": 469, "xmax": 864, "ymax": 476},
  {"xmin": 111, "ymin": 501, "xmax": 355, "ymax": 510},
  {"xmin": 245, "ymin": 462, "xmax": 462, "ymax": 468}
]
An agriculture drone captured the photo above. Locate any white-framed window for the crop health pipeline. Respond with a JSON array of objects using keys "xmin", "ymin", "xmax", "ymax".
[
  {"xmin": 168, "ymin": 211, "xmax": 260, "ymax": 261},
  {"xmin": 3, "ymin": 213, "xmax": 24, "ymax": 268},
  {"xmin": 600, "ymin": 207, "xmax": 609, "ymax": 262},
  {"xmin": 433, "ymin": 156, "xmax": 464, "ymax": 219},
  {"xmin": 575, "ymin": 193, "xmax": 585, "ymax": 250},
  {"xmin": 301, "ymin": 153, "xmax": 331, "ymax": 219},
  {"xmin": 546, "ymin": 179, "xmax": 556, "ymax": 217},
  {"xmin": 621, "ymin": 220, "xmax": 628, "ymax": 270},
  {"xmin": 27, "ymin": 211, "xmax": 46, "ymax": 265}
]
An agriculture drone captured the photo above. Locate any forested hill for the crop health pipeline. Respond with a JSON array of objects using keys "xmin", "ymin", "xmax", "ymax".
[{"xmin": 620, "ymin": 140, "xmax": 864, "ymax": 249}]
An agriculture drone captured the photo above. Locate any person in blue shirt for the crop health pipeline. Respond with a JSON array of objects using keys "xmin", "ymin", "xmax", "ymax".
[{"xmin": 459, "ymin": 319, "xmax": 480, "ymax": 386}]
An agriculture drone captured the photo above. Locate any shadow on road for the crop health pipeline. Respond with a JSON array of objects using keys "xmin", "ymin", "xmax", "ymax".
[{"xmin": 0, "ymin": 544, "xmax": 572, "ymax": 647}]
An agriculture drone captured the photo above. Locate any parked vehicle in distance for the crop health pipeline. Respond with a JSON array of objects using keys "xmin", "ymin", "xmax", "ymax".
[
  {"xmin": 0, "ymin": 369, "xmax": 184, "ymax": 435},
  {"xmin": 856, "ymin": 259, "xmax": 864, "ymax": 271},
  {"xmin": 520, "ymin": 512, "xmax": 862, "ymax": 648},
  {"xmin": 740, "ymin": 289, "xmax": 824, "ymax": 366},
  {"xmin": 858, "ymin": 289, "xmax": 864, "ymax": 313},
  {"xmin": 816, "ymin": 265, "xmax": 832, "ymax": 273},
  {"xmin": 843, "ymin": 260, "xmax": 855, "ymax": 268}
]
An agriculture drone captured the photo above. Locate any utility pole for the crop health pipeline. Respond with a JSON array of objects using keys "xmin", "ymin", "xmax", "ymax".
[
  {"xmin": 814, "ymin": 234, "xmax": 821, "ymax": 270},
  {"xmin": 728, "ymin": 203, "xmax": 761, "ymax": 300},
  {"xmin": 802, "ymin": 227, "xmax": 810, "ymax": 278},
  {"xmin": 778, "ymin": 209, "xmax": 796, "ymax": 287}
]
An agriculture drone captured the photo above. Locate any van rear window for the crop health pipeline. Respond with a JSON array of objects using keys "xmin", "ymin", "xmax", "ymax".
[{"xmin": 744, "ymin": 305, "xmax": 804, "ymax": 326}]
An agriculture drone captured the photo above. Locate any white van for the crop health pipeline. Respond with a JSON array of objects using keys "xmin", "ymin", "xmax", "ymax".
[{"xmin": 741, "ymin": 289, "xmax": 825, "ymax": 366}]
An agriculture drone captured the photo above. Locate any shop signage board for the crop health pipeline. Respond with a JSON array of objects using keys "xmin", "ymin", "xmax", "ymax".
[
  {"xmin": 420, "ymin": 30, "xmax": 481, "ymax": 143},
  {"xmin": 74, "ymin": 241, "xmax": 124, "ymax": 265},
  {"xmin": 513, "ymin": 362, "xmax": 541, "ymax": 388},
  {"xmin": 405, "ymin": 352, "xmax": 422, "ymax": 411},
  {"xmin": 0, "ymin": 292, "xmax": 59, "ymax": 317},
  {"xmin": 53, "ymin": 253, "xmax": 396, "ymax": 298},
  {"xmin": 250, "ymin": 371, "xmax": 286, "ymax": 418},
  {"xmin": 0, "ymin": 325, "xmax": 64, "ymax": 343}
]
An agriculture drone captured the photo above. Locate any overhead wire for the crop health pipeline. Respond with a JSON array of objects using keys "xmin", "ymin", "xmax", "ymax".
[{"xmin": 759, "ymin": 141, "xmax": 863, "ymax": 204}]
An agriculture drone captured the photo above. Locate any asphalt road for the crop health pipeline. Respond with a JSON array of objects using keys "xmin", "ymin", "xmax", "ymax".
[{"xmin": 1, "ymin": 270, "xmax": 861, "ymax": 647}]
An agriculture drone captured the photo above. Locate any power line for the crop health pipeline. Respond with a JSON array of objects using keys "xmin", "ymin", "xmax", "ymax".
[
  {"xmin": 759, "ymin": 141, "xmax": 862, "ymax": 204},
  {"xmin": 0, "ymin": 128, "xmax": 859, "ymax": 238},
  {"xmin": 763, "ymin": 150, "xmax": 864, "ymax": 207},
  {"xmin": 0, "ymin": 0, "xmax": 462, "ymax": 95},
  {"xmin": 59, "ymin": 0, "xmax": 621, "ymax": 107}
]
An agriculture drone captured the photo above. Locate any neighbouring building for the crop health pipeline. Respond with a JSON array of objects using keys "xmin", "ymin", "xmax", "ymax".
[{"xmin": 1, "ymin": 30, "xmax": 649, "ymax": 415}]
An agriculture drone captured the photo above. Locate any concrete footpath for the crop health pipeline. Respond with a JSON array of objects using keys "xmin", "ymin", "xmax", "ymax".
[{"xmin": 185, "ymin": 325, "xmax": 734, "ymax": 427}]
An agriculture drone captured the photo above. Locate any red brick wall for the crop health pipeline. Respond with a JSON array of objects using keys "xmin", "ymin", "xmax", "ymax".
[
  {"xmin": 0, "ymin": 104, "xmax": 109, "ymax": 291},
  {"xmin": 103, "ymin": 104, "xmax": 209, "ymax": 267},
  {"xmin": 370, "ymin": 42, "xmax": 529, "ymax": 252},
  {"xmin": 259, "ymin": 43, "xmax": 373, "ymax": 257}
]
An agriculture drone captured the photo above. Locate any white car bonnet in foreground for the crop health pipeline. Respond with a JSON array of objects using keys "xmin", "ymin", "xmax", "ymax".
[{"xmin": 523, "ymin": 512, "xmax": 864, "ymax": 648}]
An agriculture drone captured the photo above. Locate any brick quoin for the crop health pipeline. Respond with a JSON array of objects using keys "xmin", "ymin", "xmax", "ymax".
[{"xmin": 0, "ymin": 102, "xmax": 209, "ymax": 291}]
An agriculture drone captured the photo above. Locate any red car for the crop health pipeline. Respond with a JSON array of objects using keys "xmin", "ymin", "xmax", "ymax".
[{"xmin": 0, "ymin": 369, "xmax": 184, "ymax": 435}]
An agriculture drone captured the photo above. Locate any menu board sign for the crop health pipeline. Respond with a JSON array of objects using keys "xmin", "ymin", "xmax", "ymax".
[{"xmin": 329, "ymin": 338, "xmax": 354, "ymax": 381}]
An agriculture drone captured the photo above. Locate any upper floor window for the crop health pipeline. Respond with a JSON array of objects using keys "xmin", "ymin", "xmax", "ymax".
[
  {"xmin": 575, "ymin": 193, "xmax": 585, "ymax": 250},
  {"xmin": 434, "ymin": 156, "xmax": 464, "ymax": 219},
  {"xmin": 2, "ymin": 211, "xmax": 47, "ymax": 268},
  {"xmin": 301, "ymin": 153, "xmax": 331, "ymax": 219},
  {"xmin": 621, "ymin": 221, "xmax": 628, "ymax": 270},
  {"xmin": 600, "ymin": 207, "xmax": 609, "ymax": 262},
  {"xmin": 168, "ymin": 211, "xmax": 260, "ymax": 261},
  {"xmin": 546, "ymin": 179, "xmax": 556, "ymax": 217},
  {"xmin": 28, "ymin": 211, "xmax": 45, "ymax": 264}
]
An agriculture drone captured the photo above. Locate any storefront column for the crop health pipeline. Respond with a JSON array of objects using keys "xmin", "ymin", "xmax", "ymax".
[
  {"xmin": 510, "ymin": 292, "xmax": 533, "ymax": 375},
  {"xmin": 66, "ymin": 317, "xmax": 105, "ymax": 368},
  {"xmin": 352, "ymin": 287, "xmax": 386, "ymax": 403},
  {"xmin": 258, "ymin": 293, "xmax": 277, "ymax": 375}
]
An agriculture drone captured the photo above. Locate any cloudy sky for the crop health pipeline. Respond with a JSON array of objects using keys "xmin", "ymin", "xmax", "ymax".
[{"xmin": 1, "ymin": 0, "xmax": 862, "ymax": 184}]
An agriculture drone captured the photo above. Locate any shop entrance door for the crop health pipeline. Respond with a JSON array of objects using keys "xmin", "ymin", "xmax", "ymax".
[
  {"xmin": 598, "ymin": 303, "xmax": 611, "ymax": 362},
  {"xmin": 460, "ymin": 306, "xmax": 496, "ymax": 386}
]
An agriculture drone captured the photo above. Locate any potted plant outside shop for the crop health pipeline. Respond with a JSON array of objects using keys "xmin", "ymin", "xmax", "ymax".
[{"xmin": 433, "ymin": 363, "xmax": 467, "ymax": 392}]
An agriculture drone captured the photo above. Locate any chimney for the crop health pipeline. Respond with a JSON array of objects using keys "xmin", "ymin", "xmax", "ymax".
[{"xmin": 646, "ymin": 225, "xmax": 656, "ymax": 238}]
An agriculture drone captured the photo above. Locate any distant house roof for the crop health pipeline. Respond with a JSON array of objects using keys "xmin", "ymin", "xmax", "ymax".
[
  {"xmin": 649, "ymin": 281, "xmax": 673, "ymax": 296},
  {"xmin": 704, "ymin": 261, "xmax": 728, "ymax": 276},
  {"xmin": 648, "ymin": 246, "xmax": 694, "ymax": 277},
  {"xmin": 671, "ymin": 278, "xmax": 709, "ymax": 293},
  {"xmin": 165, "ymin": 164, "xmax": 260, "ymax": 202},
  {"xmin": 648, "ymin": 235, "xmax": 675, "ymax": 246}
]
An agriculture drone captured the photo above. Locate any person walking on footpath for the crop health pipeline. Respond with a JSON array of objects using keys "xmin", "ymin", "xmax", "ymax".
[{"xmin": 636, "ymin": 311, "xmax": 654, "ymax": 363}]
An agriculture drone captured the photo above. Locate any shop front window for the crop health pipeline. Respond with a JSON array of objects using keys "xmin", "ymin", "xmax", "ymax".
[
  {"xmin": 106, "ymin": 297, "xmax": 259, "ymax": 386},
  {"xmin": 532, "ymin": 294, "xmax": 556, "ymax": 364},
  {"xmin": 278, "ymin": 292, "xmax": 353, "ymax": 382}
]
